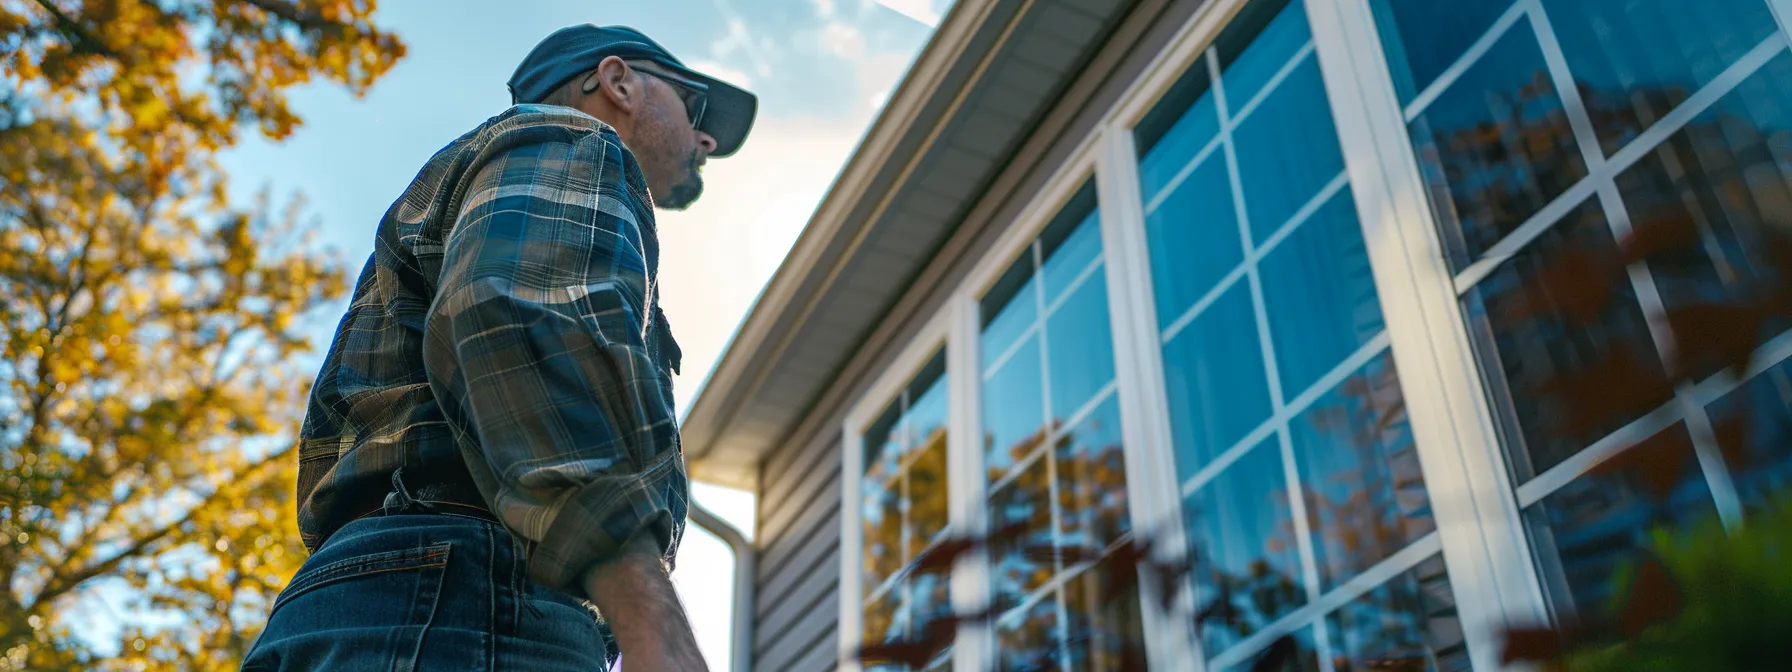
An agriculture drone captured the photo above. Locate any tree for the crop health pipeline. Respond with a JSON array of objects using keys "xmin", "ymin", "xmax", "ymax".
[{"xmin": 1, "ymin": 1, "xmax": 403, "ymax": 668}]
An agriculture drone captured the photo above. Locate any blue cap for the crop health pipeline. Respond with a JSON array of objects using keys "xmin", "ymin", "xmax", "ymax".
[{"xmin": 508, "ymin": 25, "xmax": 758, "ymax": 158}]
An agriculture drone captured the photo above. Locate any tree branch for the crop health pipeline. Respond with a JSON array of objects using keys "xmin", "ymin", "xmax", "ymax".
[
  {"xmin": 26, "ymin": 442, "xmax": 296, "ymax": 610},
  {"xmin": 27, "ymin": 0, "xmax": 115, "ymax": 58},
  {"xmin": 231, "ymin": 0, "xmax": 352, "ymax": 34}
]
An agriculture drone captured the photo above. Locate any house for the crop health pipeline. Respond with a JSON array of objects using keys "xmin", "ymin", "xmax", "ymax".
[{"xmin": 678, "ymin": 0, "xmax": 1792, "ymax": 669}]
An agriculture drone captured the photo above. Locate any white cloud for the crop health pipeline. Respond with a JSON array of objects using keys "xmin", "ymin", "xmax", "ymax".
[
  {"xmin": 820, "ymin": 23, "xmax": 867, "ymax": 60},
  {"xmin": 812, "ymin": 0, "xmax": 836, "ymax": 17},
  {"xmin": 707, "ymin": 14, "xmax": 774, "ymax": 78}
]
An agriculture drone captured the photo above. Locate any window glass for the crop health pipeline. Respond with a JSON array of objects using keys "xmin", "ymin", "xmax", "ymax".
[
  {"xmin": 1291, "ymin": 351, "xmax": 1434, "ymax": 590},
  {"xmin": 980, "ymin": 179, "xmax": 1142, "ymax": 663},
  {"xmin": 858, "ymin": 352, "xmax": 951, "ymax": 655},
  {"xmin": 1323, "ymin": 555, "xmax": 1470, "ymax": 671},
  {"xmin": 1370, "ymin": 0, "xmax": 1518, "ymax": 106},
  {"xmin": 1136, "ymin": 0, "xmax": 1459, "ymax": 664}
]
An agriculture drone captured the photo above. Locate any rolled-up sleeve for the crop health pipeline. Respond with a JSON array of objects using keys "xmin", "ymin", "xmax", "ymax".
[{"xmin": 422, "ymin": 122, "xmax": 686, "ymax": 598}]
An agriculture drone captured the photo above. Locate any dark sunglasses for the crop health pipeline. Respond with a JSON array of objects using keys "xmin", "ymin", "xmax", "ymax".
[{"xmin": 627, "ymin": 61, "xmax": 710, "ymax": 130}]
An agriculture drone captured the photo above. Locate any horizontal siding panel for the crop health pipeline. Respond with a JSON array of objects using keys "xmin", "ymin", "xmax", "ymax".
[
  {"xmin": 758, "ymin": 547, "xmax": 843, "ymax": 632},
  {"xmin": 754, "ymin": 588, "xmax": 839, "ymax": 672},
  {"xmin": 758, "ymin": 506, "xmax": 849, "ymax": 611},
  {"xmin": 784, "ymin": 639, "xmax": 840, "ymax": 672},
  {"xmin": 758, "ymin": 492, "xmax": 842, "ymax": 589},
  {"xmin": 759, "ymin": 448, "xmax": 841, "ymax": 549}
]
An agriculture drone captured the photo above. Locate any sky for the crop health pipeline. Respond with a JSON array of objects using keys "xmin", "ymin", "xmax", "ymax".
[{"xmin": 198, "ymin": 0, "xmax": 954, "ymax": 668}]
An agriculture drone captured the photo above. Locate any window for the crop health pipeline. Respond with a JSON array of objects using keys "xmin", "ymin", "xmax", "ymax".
[
  {"xmin": 979, "ymin": 179, "xmax": 1145, "ymax": 670},
  {"xmin": 1376, "ymin": 0, "xmax": 1792, "ymax": 629},
  {"xmin": 1132, "ymin": 0, "xmax": 1465, "ymax": 668},
  {"xmin": 860, "ymin": 352, "xmax": 953, "ymax": 671}
]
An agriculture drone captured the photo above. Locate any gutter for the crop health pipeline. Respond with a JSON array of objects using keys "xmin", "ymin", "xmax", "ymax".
[{"xmin": 688, "ymin": 502, "xmax": 754, "ymax": 672}]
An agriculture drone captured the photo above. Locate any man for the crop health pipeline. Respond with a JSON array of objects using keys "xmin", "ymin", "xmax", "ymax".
[{"xmin": 244, "ymin": 25, "xmax": 755, "ymax": 671}]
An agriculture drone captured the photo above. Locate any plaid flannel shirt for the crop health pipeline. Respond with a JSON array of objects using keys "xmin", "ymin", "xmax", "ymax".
[{"xmin": 295, "ymin": 105, "xmax": 688, "ymax": 597}]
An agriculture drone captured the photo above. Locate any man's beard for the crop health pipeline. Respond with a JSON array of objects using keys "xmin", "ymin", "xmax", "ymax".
[{"xmin": 658, "ymin": 152, "xmax": 704, "ymax": 210}]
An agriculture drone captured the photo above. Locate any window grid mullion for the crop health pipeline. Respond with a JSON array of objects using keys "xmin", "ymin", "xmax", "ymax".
[
  {"xmin": 1302, "ymin": 0, "xmax": 1551, "ymax": 667},
  {"xmin": 1524, "ymin": 0, "xmax": 1747, "ymax": 531},
  {"xmin": 1096, "ymin": 118, "xmax": 1203, "ymax": 670}
]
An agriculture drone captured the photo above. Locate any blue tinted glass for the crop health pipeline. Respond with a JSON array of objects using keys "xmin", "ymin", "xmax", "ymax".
[
  {"xmin": 1043, "ymin": 212, "xmax": 1104, "ymax": 303},
  {"xmin": 1324, "ymin": 555, "xmax": 1469, "ymax": 671},
  {"xmin": 1615, "ymin": 50, "xmax": 1792, "ymax": 382},
  {"xmin": 1139, "ymin": 91, "xmax": 1221, "ymax": 202},
  {"xmin": 909, "ymin": 564, "xmax": 953, "ymax": 640},
  {"xmin": 906, "ymin": 441, "xmax": 951, "ymax": 560},
  {"xmin": 863, "ymin": 591, "xmax": 902, "ymax": 646},
  {"xmin": 1162, "ymin": 283, "xmax": 1273, "ymax": 482},
  {"xmin": 1525, "ymin": 424, "xmax": 1716, "ymax": 627},
  {"xmin": 996, "ymin": 595, "xmax": 1061, "ymax": 670},
  {"xmin": 908, "ymin": 374, "xmax": 949, "ymax": 453},
  {"xmin": 990, "ymin": 456, "xmax": 1055, "ymax": 602},
  {"xmin": 1213, "ymin": 626, "xmax": 1321, "ymax": 672},
  {"xmin": 1055, "ymin": 395, "xmax": 1129, "ymax": 549},
  {"xmin": 1370, "ymin": 0, "xmax": 1518, "ymax": 105},
  {"xmin": 1707, "ymin": 357, "xmax": 1792, "ymax": 514},
  {"xmin": 984, "ymin": 337, "xmax": 1046, "ymax": 480},
  {"xmin": 1046, "ymin": 273, "xmax": 1117, "ymax": 420},
  {"xmin": 1292, "ymin": 351, "xmax": 1434, "ymax": 591},
  {"xmin": 863, "ymin": 479, "xmax": 903, "ymax": 594},
  {"xmin": 1464, "ymin": 200, "xmax": 1668, "ymax": 479},
  {"xmin": 1187, "ymin": 439, "xmax": 1305, "ymax": 653},
  {"xmin": 1219, "ymin": 0, "xmax": 1312, "ymax": 108},
  {"xmin": 1259, "ymin": 188, "xmax": 1384, "ymax": 396},
  {"xmin": 1063, "ymin": 552, "xmax": 1147, "ymax": 670},
  {"xmin": 1408, "ymin": 25, "xmax": 1586, "ymax": 271},
  {"xmin": 982, "ymin": 272, "xmax": 1039, "ymax": 375},
  {"xmin": 1146, "ymin": 152, "xmax": 1243, "ymax": 326},
  {"xmin": 1233, "ymin": 57, "xmax": 1346, "ymax": 244},
  {"xmin": 1543, "ymin": 0, "xmax": 1779, "ymax": 156}
]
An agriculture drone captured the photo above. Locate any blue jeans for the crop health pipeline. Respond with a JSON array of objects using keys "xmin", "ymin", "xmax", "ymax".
[{"xmin": 243, "ymin": 511, "xmax": 618, "ymax": 671}]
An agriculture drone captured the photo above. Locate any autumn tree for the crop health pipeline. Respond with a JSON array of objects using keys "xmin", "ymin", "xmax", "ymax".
[{"xmin": 0, "ymin": 1, "xmax": 403, "ymax": 668}]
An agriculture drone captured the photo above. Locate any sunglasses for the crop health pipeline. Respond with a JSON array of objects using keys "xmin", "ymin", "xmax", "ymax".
[{"xmin": 625, "ymin": 61, "xmax": 710, "ymax": 130}]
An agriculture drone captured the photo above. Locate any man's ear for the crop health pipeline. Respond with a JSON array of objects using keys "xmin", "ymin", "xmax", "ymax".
[{"xmin": 592, "ymin": 56, "xmax": 641, "ymax": 113}]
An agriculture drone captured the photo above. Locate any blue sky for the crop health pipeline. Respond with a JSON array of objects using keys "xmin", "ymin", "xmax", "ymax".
[{"xmin": 198, "ymin": 0, "xmax": 953, "ymax": 668}]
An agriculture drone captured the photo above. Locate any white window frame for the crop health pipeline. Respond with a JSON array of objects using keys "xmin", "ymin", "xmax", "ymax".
[
  {"xmin": 838, "ymin": 307, "xmax": 955, "ymax": 672},
  {"xmin": 837, "ymin": 1, "xmax": 1792, "ymax": 670}
]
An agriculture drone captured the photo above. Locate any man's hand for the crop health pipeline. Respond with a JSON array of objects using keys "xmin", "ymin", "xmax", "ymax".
[{"xmin": 582, "ymin": 534, "xmax": 709, "ymax": 671}]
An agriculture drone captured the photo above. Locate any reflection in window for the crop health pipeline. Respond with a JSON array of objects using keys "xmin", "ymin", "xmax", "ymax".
[
  {"xmin": 1615, "ymin": 50, "xmax": 1792, "ymax": 380},
  {"xmin": 1462, "ymin": 199, "xmax": 1669, "ymax": 480},
  {"xmin": 1291, "ymin": 352, "xmax": 1434, "ymax": 591},
  {"xmin": 1543, "ymin": 0, "xmax": 1780, "ymax": 156},
  {"xmin": 1525, "ymin": 424, "xmax": 1716, "ymax": 627},
  {"xmin": 1134, "ymin": 0, "xmax": 1455, "ymax": 665},
  {"xmin": 1406, "ymin": 24, "xmax": 1586, "ymax": 271},
  {"xmin": 1161, "ymin": 283, "xmax": 1273, "ymax": 481},
  {"xmin": 1707, "ymin": 357, "xmax": 1792, "ymax": 513},
  {"xmin": 1371, "ymin": 0, "xmax": 1517, "ymax": 106},
  {"xmin": 996, "ymin": 597, "xmax": 1060, "ymax": 671},
  {"xmin": 980, "ymin": 178, "xmax": 1143, "ymax": 664},
  {"xmin": 1187, "ymin": 439, "xmax": 1304, "ymax": 653},
  {"xmin": 1324, "ymin": 555, "xmax": 1469, "ymax": 671},
  {"xmin": 860, "ymin": 352, "xmax": 951, "ymax": 662},
  {"xmin": 1214, "ymin": 627, "xmax": 1322, "ymax": 672},
  {"xmin": 1259, "ymin": 188, "xmax": 1382, "ymax": 396}
]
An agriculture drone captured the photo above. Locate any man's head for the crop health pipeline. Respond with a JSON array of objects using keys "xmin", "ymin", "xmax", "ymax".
[{"xmin": 508, "ymin": 26, "xmax": 758, "ymax": 210}]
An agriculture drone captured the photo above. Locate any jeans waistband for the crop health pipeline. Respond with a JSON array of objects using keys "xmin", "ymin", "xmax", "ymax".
[{"xmin": 352, "ymin": 468, "xmax": 499, "ymax": 526}]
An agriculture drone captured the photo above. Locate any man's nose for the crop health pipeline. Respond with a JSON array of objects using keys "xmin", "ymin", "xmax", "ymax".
[{"xmin": 695, "ymin": 130, "xmax": 718, "ymax": 156}]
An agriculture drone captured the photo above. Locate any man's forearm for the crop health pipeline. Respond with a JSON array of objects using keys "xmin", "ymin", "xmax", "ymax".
[{"xmin": 582, "ymin": 534, "xmax": 708, "ymax": 671}]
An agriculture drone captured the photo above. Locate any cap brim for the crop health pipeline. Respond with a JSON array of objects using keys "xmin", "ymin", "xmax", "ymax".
[{"xmin": 674, "ymin": 66, "xmax": 757, "ymax": 158}]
